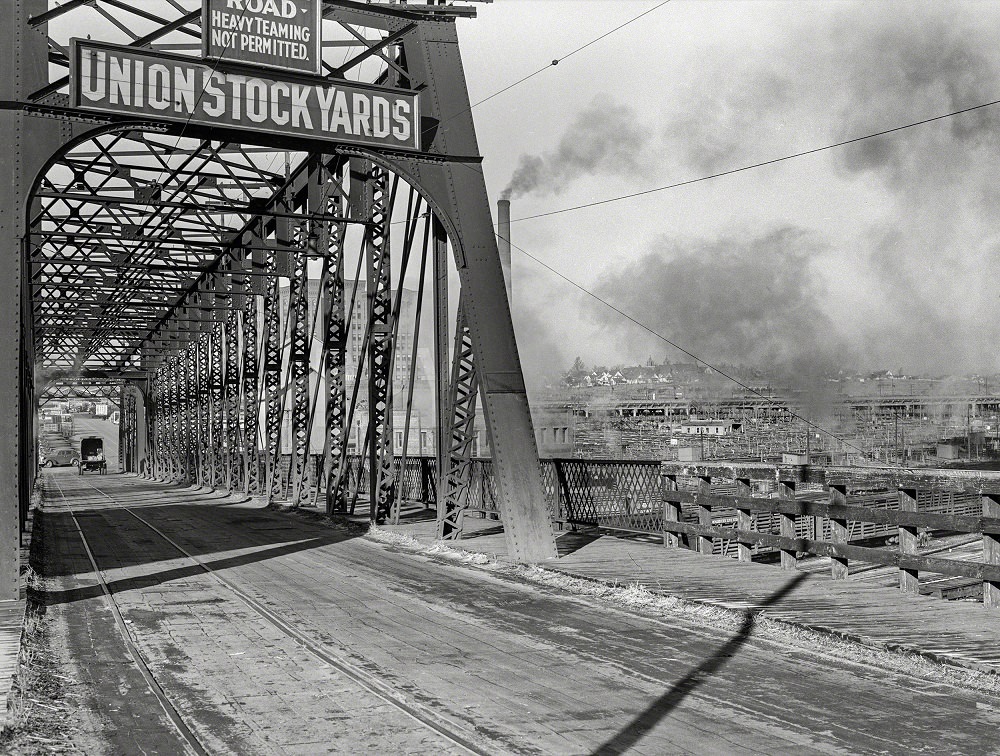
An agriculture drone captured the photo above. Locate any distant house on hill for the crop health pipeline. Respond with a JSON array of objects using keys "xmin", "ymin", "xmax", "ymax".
[{"xmin": 593, "ymin": 371, "xmax": 613, "ymax": 386}]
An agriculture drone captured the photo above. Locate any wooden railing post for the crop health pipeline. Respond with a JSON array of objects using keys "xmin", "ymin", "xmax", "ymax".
[
  {"xmin": 983, "ymin": 494, "xmax": 1000, "ymax": 609},
  {"xmin": 898, "ymin": 487, "xmax": 919, "ymax": 594},
  {"xmin": 829, "ymin": 483, "xmax": 849, "ymax": 580},
  {"xmin": 735, "ymin": 477, "xmax": 752, "ymax": 563},
  {"xmin": 778, "ymin": 479, "xmax": 797, "ymax": 570},
  {"xmin": 662, "ymin": 472, "xmax": 681, "ymax": 548},
  {"xmin": 696, "ymin": 476, "xmax": 713, "ymax": 555}
]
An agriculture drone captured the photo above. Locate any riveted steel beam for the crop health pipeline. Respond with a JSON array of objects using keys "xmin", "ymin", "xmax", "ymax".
[{"xmin": 12, "ymin": 0, "xmax": 552, "ymax": 569}]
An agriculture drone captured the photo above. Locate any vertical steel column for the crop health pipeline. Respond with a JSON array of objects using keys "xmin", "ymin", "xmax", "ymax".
[
  {"xmin": 263, "ymin": 246, "xmax": 283, "ymax": 499},
  {"xmin": 0, "ymin": 0, "xmax": 68, "ymax": 597},
  {"xmin": 171, "ymin": 357, "xmax": 182, "ymax": 480},
  {"xmin": 149, "ymin": 374, "xmax": 161, "ymax": 478},
  {"xmin": 225, "ymin": 276, "xmax": 242, "ymax": 491},
  {"xmin": 287, "ymin": 212, "xmax": 313, "ymax": 505},
  {"xmin": 323, "ymin": 183, "xmax": 348, "ymax": 514},
  {"xmin": 118, "ymin": 388, "xmax": 127, "ymax": 472},
  {"xmin": 121, "ymin": 390, "xmax": 136, "ymax": 473},
  {"xmin": 196, "ymin": 337, "xmax": 211, "ymax": 487},
  {"xmin": 174, "ymin": 347, "xmax": 186, "ymax": 482},
  {"xmin": 399, "ymin": 19, "xmax": 558, "ymax": 561},
  {"xmin": 148, "ymin": 374, "xmax": 159, "ymax": 478},
  {"xmin": 20, "ymin": 247, "xmax": 33, "ymax": 528},
  {"xmin": 174, "ymin": 358, "xmax": 185, "ymax": 480},
  {"xmin": 432, "ymin": 217, "xmax": 450, "ymax": 528},
  {"xmin": 438, "ymin": 300, "xmax": 480, "ymax": 539},
  {"xmin": 173, "ymin": 353, "xmax": 184, "ymax": 481},
  {"xmin": 168, "ymin": 357, "xmax": 181, "ymax": 480},
  {"xmin": 209, "ymin": 316, "xmax": 225, "ymax": 489},
  {"xmin": 183, "ymin": 345, "xmax": 197, "ymax": 483},
  {"xmin": 242, "ymin": 259, "xmax": 261, "ymax": 495},
  {"xmin": 362, "ymin": 164, "xmax": 394, "ymax": 524},
  {"xmin": 160, "ymin": 361, "xmax": 171, "ymax": 479}
]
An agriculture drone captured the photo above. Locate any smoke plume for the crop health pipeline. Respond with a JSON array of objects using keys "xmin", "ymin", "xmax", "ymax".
[
  {"xmin": 513, "ymin": 5, "xmax": 1000, "ymax": 379},
  {"xmin": 501, "ymin": 97, "xmax": 652, "ymax": 200},
  {"xmin": 589, "ymin": 227, "xmax": 851, "ymax": 369}
]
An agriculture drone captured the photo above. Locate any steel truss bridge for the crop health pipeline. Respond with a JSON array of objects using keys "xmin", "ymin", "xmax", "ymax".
[{"xmin": 0, "ymin": 0, "xmax": 558, "ymax": 599}]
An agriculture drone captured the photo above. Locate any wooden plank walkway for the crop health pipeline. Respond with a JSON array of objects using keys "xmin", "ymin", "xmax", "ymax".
[{"xmin": 383, "ymin": 519, "xmax": 1000, "ymax": 675}]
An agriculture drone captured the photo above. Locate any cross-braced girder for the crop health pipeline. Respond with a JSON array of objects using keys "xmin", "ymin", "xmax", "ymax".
[{"xmin": 2, "ymin": 0, "xmax": 557, "ymax": 602}]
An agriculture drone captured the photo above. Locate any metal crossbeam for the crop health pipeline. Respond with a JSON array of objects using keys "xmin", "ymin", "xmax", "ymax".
[{"xmin": 0, "ymin": 0, "xmax": 555, "ymax": 607}]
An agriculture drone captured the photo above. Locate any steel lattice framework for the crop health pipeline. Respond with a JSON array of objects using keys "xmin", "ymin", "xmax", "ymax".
[{"xmin": 0, "ymin": 0, "xmax": 557, "ymax": 600}]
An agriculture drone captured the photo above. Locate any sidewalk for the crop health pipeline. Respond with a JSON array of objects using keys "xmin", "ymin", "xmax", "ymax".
[
  {"xmin": 382, "ymin": 517, "xmax": 1000, "ymax": 676},
  {"xmin": 0, "ymin": 505, "xmax": 31, "ymax": 722},
  {"xmin": 0, "ymin": 599, "xmax": 24, "ymax": 718}
]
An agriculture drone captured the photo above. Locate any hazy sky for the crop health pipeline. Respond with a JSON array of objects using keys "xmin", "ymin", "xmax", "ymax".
[{"xmin": 451, "ymin": 0, "xmax": 1000, "ymax": 378}]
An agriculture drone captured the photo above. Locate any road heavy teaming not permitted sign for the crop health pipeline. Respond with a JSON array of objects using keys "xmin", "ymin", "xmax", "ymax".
[
  {"xmin": 68, "ymin": 40, "xmax": 421, "ymax": 152},
  {"xmin": 203, "ymin": 0, "xmax": 322, "ymax": 76}
]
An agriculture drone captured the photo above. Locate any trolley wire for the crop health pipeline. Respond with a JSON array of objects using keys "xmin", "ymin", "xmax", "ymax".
[
  {"xmin": 424, "ymin": 0, "xmax": 672, "ymax": 139},
  {"xmin": 507, "ymin": 97, "xmax": 1000, "ymax": 224}
]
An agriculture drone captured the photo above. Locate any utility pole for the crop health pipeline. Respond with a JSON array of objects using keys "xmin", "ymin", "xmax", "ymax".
[{"xmin": 968, "ymin": 403, "xmax": 973, "ymax": 461}]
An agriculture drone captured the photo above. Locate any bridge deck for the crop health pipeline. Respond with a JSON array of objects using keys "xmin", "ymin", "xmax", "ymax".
[
  {"xmin": 21, "ymin": 471, "xmax": 1000, "ymax": 753},
  {"xmin": 387, "ymin": 518, "xmax": 1000, "ymax": 675}
]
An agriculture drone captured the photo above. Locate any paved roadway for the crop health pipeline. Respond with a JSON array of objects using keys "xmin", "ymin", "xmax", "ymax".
[
  {"xmin": 36, "ymin": 472, "xmax": 1000, "ymax": 755},
  {"xmin": 39, "ymin": 414, "xmax": 119, "ymax": 472},
  {"xmin": 72, "ymin": 415, "xmax": 120, "ymax": 471}
]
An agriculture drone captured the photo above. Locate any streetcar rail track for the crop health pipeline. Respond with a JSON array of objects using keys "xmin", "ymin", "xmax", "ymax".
[
  {"xmin": 46, "ymin": 472, "xmax": 490, "ymax": 756},
  {"xmin": 46, "ymin": 474, "xmax": 211, "ymax": 756}
]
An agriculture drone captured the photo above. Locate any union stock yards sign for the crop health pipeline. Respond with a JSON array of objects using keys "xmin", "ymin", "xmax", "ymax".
[{"xmin": 68, "ymin": 21, "xmax": 421, "ymax": 152}]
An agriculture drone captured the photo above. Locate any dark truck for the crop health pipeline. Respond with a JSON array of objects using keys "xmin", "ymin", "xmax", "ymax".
[{"xmin": 80, "ymin": 436, "xmax": 107, "ymax": 475}]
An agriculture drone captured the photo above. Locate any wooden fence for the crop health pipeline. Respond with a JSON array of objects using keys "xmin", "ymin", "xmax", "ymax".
[
  {"xmin": 279, "ymin": 453, "xmax": 1000, "ymax": 608},
  {"xmin": 637, "ymin": 463, "xmax": 1000, "ymax": 608}
]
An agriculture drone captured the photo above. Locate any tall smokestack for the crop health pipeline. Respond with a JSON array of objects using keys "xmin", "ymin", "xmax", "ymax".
[{"xmin": 497, "ymin": 199, "xmax": 512, "ymax": 304}]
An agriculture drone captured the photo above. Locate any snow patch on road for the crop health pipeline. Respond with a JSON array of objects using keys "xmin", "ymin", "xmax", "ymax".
[{"xmin": 367, "ymin": 526, "xmax": 1000, "ymax": 696}]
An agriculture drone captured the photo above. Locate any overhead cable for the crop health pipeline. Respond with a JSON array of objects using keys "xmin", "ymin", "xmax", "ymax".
[
  {"xmin": 510, "ymin": 97, "xmax": 1000, "ymax": 223},
  {"xmin": 426, "ymin": 0, "xmax": 672, "ymax": 137}
]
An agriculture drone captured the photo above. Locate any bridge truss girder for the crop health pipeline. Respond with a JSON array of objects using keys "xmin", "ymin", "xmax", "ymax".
[{"xmin": 0, "ymin": 0, "xmax": 556, "ymax": 600}]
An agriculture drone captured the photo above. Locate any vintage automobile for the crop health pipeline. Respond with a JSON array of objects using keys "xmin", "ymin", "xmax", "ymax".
[
  {"xmin": 80, "ymin": 437, "xmax": 107, "ymax": 475},
  {"xmin": 40, "ymin": 448, "xmax": 80, "ymax": 468}
]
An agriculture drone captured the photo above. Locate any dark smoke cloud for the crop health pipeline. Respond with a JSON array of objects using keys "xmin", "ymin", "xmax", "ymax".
[
  {"xmin": 35, "ymin": 366, "xmax": 79, "ymax": 394},
  {"xmin": 662, "ymin": 10, "xmax": 1000, "ymax": 187},
  {"xmin": 502, "ymin": 5, "xmax": 1000, "ymax": 381},
  {"xmin": 591, "ymin": 7, "xmax": 1000, "ymax": 375},
  {"xmin": 512, "ymin": 302, "xmax": 569, "ymax": 392},
  {"xmin": 665, "ymin": 70, "xmax": 796, "ymax": 176},
  {"xmin": 828, "ymin": 13, "xmax": 1000, "ymax": 183},
  {"xmin": 589, "ymin": 227, "xmax": 854, "ymax": 373},
  {"xmin": 502, "ymin": 97, "xmax": 652, "ymax": 199}
]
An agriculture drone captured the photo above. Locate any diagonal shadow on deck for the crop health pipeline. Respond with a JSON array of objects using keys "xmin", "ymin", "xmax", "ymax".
[
  {"xmin": 38, "ymin": 534, "xmax": 345, "ymax": 607},
  {"xmin": 33, "ymin": 502, "xmax": 356, "ymax": 606},
  {"xmin": 591, "ymin": 571, "xmax": 809, "ymax": 756}
]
